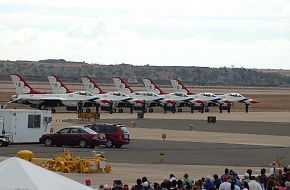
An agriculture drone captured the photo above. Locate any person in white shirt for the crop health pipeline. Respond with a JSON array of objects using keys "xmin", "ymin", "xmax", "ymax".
[
  {"xmin": 219, "ymin": 176, "xmax": 231, "ymax": 190},
  {"xmin": 248, "ymin": 176, "xmax": 262, "ymax": 190}
]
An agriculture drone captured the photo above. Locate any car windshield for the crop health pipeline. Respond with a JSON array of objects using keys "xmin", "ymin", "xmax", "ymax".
[
  {"xmin": 83, "ymin": 127, "xmax": 97, "ymax": 134},
  {"xmin": 121, "ymin": 127, "xmax": 129, "ymax": 134}
]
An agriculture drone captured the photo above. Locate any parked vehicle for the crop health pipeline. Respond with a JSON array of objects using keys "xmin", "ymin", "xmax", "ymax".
[
  {"xmin": 85, "ymin": 123, "xmax": 130, "ymax": 148},
  {"xmin": 39, "ymin": 126, "xmax": 106, "ymax": 148},
  {"xmin": 0, "ymin": 135, "xmax": 9, "ymax": 147}
]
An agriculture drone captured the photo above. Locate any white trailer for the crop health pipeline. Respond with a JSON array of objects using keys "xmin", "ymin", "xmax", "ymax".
[{"xmin": 0, "ymin": 109, "xmax": 52, "ymax": 143}]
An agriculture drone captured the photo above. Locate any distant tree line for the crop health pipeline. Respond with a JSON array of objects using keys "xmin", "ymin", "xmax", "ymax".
[{"xmin": 0, "ymin": 60, "xmax": 289, "ymax": 87}]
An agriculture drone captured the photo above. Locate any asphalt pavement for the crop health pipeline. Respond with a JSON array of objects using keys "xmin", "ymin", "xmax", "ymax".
[
  {"xmin": 1, "ymin": 139, "xmax": 289, "ymax": 167},
  {"xmin": 68, "ymin": 118, "xmax": 290, "ymax": 136}
]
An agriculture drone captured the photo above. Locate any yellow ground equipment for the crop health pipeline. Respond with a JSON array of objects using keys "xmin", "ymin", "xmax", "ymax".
[{"xmin": 17, "ymin": 150, "xmax": 112, "ymax": 174}]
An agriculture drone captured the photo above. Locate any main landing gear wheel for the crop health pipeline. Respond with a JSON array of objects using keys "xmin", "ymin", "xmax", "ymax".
[
  {"xmin": 118, "ymin": 108, "xmax": 124, "ymax": 113},
  {"xmin": 148, "ymin": 107, "xmax": 153, "ymax": 113}
]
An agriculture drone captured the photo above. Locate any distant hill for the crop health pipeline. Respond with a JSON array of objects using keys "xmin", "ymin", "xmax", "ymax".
[{"xmin": 0, "ymin": 59, "xmax": 289, "ymax": 87}]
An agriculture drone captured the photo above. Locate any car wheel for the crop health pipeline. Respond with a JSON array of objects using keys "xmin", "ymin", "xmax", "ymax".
[
  {"xmin": 115, "ymin": 144, "xmax": 122, "ymax": 148},
  {"xmin": 79, "ymin": 139, "xmax": 87, "ymax": 148},
  {"xmin": 44, "ymin": 138, "xmax": 52, "ymax": 147},
  {"xmin": 0, "ymin": 140, "xmax": 3, "ymax": 147},
  {"xmin": 105, "ymin": 140, "xmax": 113, "ymax": 148}
]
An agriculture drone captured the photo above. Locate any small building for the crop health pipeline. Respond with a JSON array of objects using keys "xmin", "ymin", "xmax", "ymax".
[{"xmin": 0, "ymin": 109, "xmax": 52, "ymax": 143}]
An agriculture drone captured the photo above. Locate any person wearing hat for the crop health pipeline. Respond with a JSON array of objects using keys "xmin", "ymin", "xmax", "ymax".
[
  {"xmin": 85, "ymin": 179, "xmax": 95, "ymax": 189},
  {"xmin": 243, "ymin": 173, "xmax": 250, "ymax": 183},
  {"xmin": 203, "ymin": 176, "xmax": 216, "ymax": 190},
  {"xmin": 219, "ymin": 176, "xmax": 231, "ymax": 190}
]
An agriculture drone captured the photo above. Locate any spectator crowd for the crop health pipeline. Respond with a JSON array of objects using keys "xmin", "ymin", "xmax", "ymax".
[{"xmin": 85, "ymin": 164, "xmax": 290, "ymax": 190}]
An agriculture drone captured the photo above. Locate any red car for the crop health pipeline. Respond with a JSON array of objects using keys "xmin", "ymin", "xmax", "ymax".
[
  {"xmin": 85, "ymin": 123, "xmax": 130, "ymax": 148},
  {"xmin": 39, "ymin": 126, "xmax": 106, "ymax": 148}
]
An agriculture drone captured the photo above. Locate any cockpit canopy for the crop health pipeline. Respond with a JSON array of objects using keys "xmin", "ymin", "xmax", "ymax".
[
  {"xmin": 135, "ymin": 92, "xmax": 158, "ymax": 97},
  {"xmin": 201, "ymin": 93, "xmax": 216, "ymax": 97},
  {"xmin": 228, "ymin": 93, "xmax": 243, "ymax": 97},
  {"xmin": 74, "ymin": 91, "xmax": 94, "ymax": 96},
  {"xmin": 173, "ymin": 92, "xmax": 188, "ymax": 97},
  {"xmin": 112, "ymin": 92, "xmax": 126, "ymax": 97}
]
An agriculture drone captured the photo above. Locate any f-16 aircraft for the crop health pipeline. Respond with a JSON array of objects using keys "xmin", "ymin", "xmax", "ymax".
[
  {"xmin": 171, "ymin": 79, "xmax": 224, "ymax": 113},
  {"xmin": 81, "ymin": 76, "xmax": 138, "ymax": 113},
  {"xmin": 47, "ymin": 75, "xmax": 132, "ymax": 114},
  {"xmin": 216, "ymin": 93, "xmax": 259, "ymax": 113},
  {"xmin": 112, "ymin": 77, "xmax": 168, "ymax": 113},
  {"xmin": 170, "ymin": 78, "xmax": 258, "ymax": 113},
  {"xmin": 10, "ymin": 74, "xmax": 98, "ymax": 113},
  {"xmin": 142, "ymin": 78, "xmax": 196, "ymax": 113}
]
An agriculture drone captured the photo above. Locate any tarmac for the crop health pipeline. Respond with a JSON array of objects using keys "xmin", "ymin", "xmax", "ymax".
[{"xmin": 1, "ymin": 111, "xmax": 290, "ymax": 186}]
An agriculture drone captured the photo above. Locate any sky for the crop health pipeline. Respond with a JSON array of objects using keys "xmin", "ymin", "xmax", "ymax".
[{"xmin": 0, "ymin": 0, "xmax": 290, "ymax": 69}]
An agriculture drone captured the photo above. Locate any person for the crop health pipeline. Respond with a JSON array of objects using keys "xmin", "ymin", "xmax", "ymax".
[
  {"xmin": 85, "ymin": 179, "xmax": 95, "ymax": 189},
  {"xmin": 270, "ymin": 161, "xmax": 278, "ymax": 177},
  {"xmin": 246, "ymin": 169, "xmax": 253, "ymax": 179},
  {"xmin": 112, "ymin": 180, "xmax": 124, "ymax": 190},
  {"xmin": 266, "ymin": 177, "xmax": 276, "ymax": 190},
  {"xmin": 124, "ymin": 184, "xmax": 129, "ymax": 190},
  {"xmin": 161, "ymin": 177, "xmax": 170, "ymax": 190},
  {"xmin": 204, "ymin": 176, "xmax": 216, "ymax": 190},
  {"xmin": 243, "ymin": 173, "xmax": 250, "ymax": 183},
  {"xmin": 242, "ymin": 181, "xmax": 249, "ymax": 190},
  {"xmin": 212, "ymin": 174, "xmax": 221, "ymax": 189},
  {"xmin": 143, "ymin": 181, "xmax": 151, "ymax": 190},
  {"xmin": 219, "ymin": 176, "xmax": 231, "ymax": 190},
  {"xmin": 134, "ymin": 179, "xmax": 144, "ymax": 190},
  {"xmin": 221, "ymin": 169, "xmax": 230, "ymax": 182},
  {"xmin": 170, "ymin": 174, "xmax": 177, "ymax": 182},
  {"xmin": 169, "ymin": 180, "xmax": 177, "ymax": 190},
  {"xmin": 260, "ymin": 168, "xmax": 268, "ymax": 189},
  {"xmin": 248, "ymin": 176, "xmax": 262, "ymax": 190},
  {"xmin": 233, "ymin": 174, "xmax": 242, "ymax": 190},
  {"xmin": 183, "ymin": 173, "xmax": 193, "ymax": 187},
  {"xmin": 230, "ymin": 179, "xmax": 240, "ymax": 190},
  {"xmin": 142, "ymin": 177, "xmax": 152, "ymax": 190},
  {"xmin": 177, "ymin": 180, "xmax": 184, "ymax": 190},
  {"xmin": 277, "ymin": 169, "xmax": 286, "ymax": 186}
]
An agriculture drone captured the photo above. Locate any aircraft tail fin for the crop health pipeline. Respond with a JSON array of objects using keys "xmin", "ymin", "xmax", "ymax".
[
  {"xmin": 81, "ymin": 76, "xmax": 106, "ymax": 95},
  {"xmin": 47, "ymin": 75, "xmax": 72, "ymax": 94},
  {"xmin": 112, "ymin": 77, "xmax": 133, "ymax": 94},
  {"xmin": 10, "ymin": 74, "xmax": 45, "ymax": 94},
  {"xmin": 142, "ymin": 78, "xmax": 166, "ymax": 95},
  {"xmin": 170, "ymin": 79, "xmax": 194, "ymax": 95}
]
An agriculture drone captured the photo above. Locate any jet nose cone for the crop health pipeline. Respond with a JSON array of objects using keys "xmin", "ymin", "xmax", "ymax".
[
  {"xmin": 249, "ymin": 99, "xmax": 259, "ymax": 104},
  {"xmin": 223, "ymin": 100, "xmax": 233, "ymax": 104},
  {"xmin": 166, "ymin": 100, "xmax": 176, "ymax": 105},
  {"xmin": 134, "ymin": 99, "xmax": 145, "ymax": 104},
  {"xmin": 195, "ymin": 99, "xmax": 204, "ymax": 104}
]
